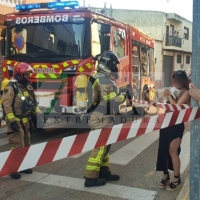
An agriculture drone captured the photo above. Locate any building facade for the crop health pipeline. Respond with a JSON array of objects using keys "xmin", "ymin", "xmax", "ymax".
[{"xmin": 90, "ymin": 7, "xmax": 192, "ymax": 88}]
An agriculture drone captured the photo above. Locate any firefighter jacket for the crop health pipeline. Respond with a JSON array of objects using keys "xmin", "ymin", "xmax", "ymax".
[
  {"xmin": 2, "ymin": 80, "xmax": 41, "ymax": 123},
  {"xmin": 88, "ymin": 72, "xmax": 126, "ymax": 129}
]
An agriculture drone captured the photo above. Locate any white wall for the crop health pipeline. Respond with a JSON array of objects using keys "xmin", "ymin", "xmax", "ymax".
[
  {"xmin": 163, "ymin": 51, "xmax": 173, "ymax": 56},
  {"xmin": 182, "ymin": 20, "xmax": 192, "ymax": 52},
  {"xmin": 165, "ymin": 19, "xmax": 182, "ymax": 35},
  {"xmin": 173, "ymin": 52, "xmax": 191, "ymax": 72}
]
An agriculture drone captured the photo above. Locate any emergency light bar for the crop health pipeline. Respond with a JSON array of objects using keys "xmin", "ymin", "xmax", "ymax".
[
  {"xmin": 48, "ymin": 1, "xmax": 79, "ymax": 8},
  {"xmin": 16, "ymin": 1, "xmax": 79, "ymax": 11}
]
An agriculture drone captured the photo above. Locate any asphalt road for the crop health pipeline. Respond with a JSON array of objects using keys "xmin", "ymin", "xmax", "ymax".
[{"xmin": 0, "ymin": 115, "xmax": 190, "ymax": 200}]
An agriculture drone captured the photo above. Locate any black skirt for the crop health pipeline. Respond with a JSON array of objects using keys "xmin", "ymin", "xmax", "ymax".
[{"xmin": 156, "ymin": 123, "xmax": 185, "ymax": 171}]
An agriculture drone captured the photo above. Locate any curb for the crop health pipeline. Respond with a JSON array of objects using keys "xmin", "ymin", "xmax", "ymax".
[{"xmin": 176, "ymin": 176, "xmax": 189, "ymax": 200}]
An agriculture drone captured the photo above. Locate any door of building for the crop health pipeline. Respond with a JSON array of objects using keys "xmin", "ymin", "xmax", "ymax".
[{"xmin": 163, "ymin": 55, "xmax": 173, "ymax": 87}]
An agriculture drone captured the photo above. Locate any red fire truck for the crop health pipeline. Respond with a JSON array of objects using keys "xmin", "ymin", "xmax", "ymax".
[{"xmin": 0, "ymin": 1, "xmax": 155, "ymax": 119}]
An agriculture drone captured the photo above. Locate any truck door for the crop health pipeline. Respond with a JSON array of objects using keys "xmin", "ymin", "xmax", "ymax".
[{"xmin": 110, "ymin": 26, "xmax": 129, "ymax": 88}]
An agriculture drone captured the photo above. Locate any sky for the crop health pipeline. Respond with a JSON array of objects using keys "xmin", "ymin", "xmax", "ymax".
[{"xmin": 79, "ymin": 0, "xmax": 193, "ymax": 22}]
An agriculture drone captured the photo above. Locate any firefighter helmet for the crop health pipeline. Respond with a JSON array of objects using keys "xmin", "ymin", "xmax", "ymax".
[
  {"xmin": 13, "ymin": 62, "xmax": 34, "ymax": 81},
  {"xmin": 97, "ymin": 51, "xmax": 120, "ymax": 79}
]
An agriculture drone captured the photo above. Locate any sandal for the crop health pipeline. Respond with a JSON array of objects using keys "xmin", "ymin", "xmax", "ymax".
[
  {"xmin": 159, "ymin": 173, "xmax": 170, "ymax": 189},
  {"xmin": 166, "ymin": 175, "xmax": 182, "ymax": 191}
]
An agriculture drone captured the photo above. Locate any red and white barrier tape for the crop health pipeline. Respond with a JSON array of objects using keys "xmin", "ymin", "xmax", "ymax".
[
  {"xmin": 0, "ymin": 104, "xmax": 199, "ymax": 177},
  {"xmin": 133, "ymin": 100, "xmax": 190, "ymax": 112}
]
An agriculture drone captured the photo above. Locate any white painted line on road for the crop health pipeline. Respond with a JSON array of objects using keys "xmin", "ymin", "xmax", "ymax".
[
  {"xmin": 19, "ymin": 172, "xmax": 156, "ymax": 200},
  {"xmin": 69, "ymin": 152, "xmax": 88, "ymax": 158},
  {"xmin": 0, "ymin": 138, "xmax": 8, "ymax": 147},
  {"xmin": 110, "ymin": 130, "xmax": 159, "ymax": 165},
  {"xmin": 180, "ymin": 131, "xmax": 190, "ymax": 174},
  {"xmin": 3, "ymin": 172, "xmax": 50, "ymax": 181}
]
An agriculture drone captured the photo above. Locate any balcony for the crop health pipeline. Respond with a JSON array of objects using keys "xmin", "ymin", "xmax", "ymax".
[
  {"xmin": 0, "ymin": 0, "xmax": 23, "ymax": 7},
  {"xmin": 165, "ymin": 35, "xmax": 182, "ymax": 48},
  {"xmin": 167, "ymin": 13, "xmax": 182, "ymax": 23}
]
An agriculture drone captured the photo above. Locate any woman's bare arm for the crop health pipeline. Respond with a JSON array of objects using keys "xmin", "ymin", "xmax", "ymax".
[
  {"xmin": 168, "ymin": 90, "xmax": 189, "ymax": 105},
  {"xmin": 189, "ymin": 84, "xmax": 200, "ymax": 105}
]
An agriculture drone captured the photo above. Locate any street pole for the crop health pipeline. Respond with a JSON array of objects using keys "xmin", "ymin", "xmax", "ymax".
[
  {"xmin": 190, "ymin": 0, "xmax": 200, "ymax": 199},
  {"xmin": 83, "ymin": 0, "xmax": 85, "ymax": 7}
]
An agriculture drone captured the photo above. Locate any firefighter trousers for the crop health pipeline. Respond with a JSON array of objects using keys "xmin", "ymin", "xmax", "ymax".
[
  {"xmin": 6, "ymin": 120, "xmax": 30, "ymax": 150},
  {"xmin": 84, "ymin": 144, "xmax": 111, "ymax": 179}
]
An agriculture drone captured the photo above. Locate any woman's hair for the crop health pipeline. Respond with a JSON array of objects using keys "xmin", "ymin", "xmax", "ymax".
[{"xmin": 172, "ymin": 70, "xmax": 189, "ymax": 90}]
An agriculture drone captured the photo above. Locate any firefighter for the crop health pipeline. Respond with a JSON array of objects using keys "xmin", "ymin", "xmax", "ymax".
[
  {"xmin": 84, "ymin": 51, "xmax": 127, "ymax": 187},
  {"xmin": 2, "ymin": 62, "xmax": 44, "ymax": 179}
]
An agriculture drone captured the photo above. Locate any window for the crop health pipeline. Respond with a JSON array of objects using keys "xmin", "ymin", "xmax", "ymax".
[
  {"xmin": 7, "ymin": 19, "xmax": 91, "ymax": 61},
  {"xmin": 169, "ymin": 24, "xmax": 174, "ymax": 36},
  {"xmin": 132, "ymin": 43, "xmax": 139, "ymax": 89},
  {"xmin": 141, "ymin": 46, "xmax": 149, "ymax": 76},
  {"xmin": 186, "ymin": 55, "xmax": 190, "ymax": 64},
  {"xmin": 113, "ymin": 28, "xmax": 125, "ymax": 58},
  {"xmin": 91, "ymin": 22, "xmax": 110, "ymax": 56},
  {"xmin": 177, "ymin": 54, "xmax": 182, "ymax": 63},
  {"xmin": 184, "ymin": 27, "xmax": 189, "ymax": 40}
]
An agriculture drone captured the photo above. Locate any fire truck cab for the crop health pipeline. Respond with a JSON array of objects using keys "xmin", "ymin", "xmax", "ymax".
[{"xmin": 0, "ymin": 1, "xmax": 155, "ymax": 119}]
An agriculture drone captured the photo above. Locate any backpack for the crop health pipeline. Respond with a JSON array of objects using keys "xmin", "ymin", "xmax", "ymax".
[{"xmin": 2, "ymin": 82, "xmax": 38, "ymax": 119}]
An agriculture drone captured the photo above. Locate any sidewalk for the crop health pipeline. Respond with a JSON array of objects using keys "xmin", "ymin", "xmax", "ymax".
[{"xmin": 176, "ymin": 176, "xmax": 189, "ymax": 200}]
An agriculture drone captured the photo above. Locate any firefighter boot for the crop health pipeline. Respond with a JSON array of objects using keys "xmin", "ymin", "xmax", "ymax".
[
  {"xmin": 10, "ymin": 172, "xmax": 21, "ymax": 179},
  {"xmin": 99, "ymin": 167, "xmax": 120, "ymax": 181},
  {"xmin": 84, "ymin": 178, "xmax": 106, "ymax": 187},
  {"xmin": 20, "ymin": 169, "xmax": 33, "ymax": 174}
]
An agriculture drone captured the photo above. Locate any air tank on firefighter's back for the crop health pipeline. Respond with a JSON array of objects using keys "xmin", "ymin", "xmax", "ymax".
[
  {"xmin": 0, "ymin": 78, "xmax": 10, "ymax": 125},
  {"xmin": 0, "ymin": 78, "xmax": 10, "ymax": 104},
  {"xmin": 75, "ymin": 74, "xmax": 88, "ymax": 112}
]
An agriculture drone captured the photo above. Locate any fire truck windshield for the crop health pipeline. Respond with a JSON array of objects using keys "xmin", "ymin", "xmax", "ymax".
[{"xmin": 6, "ymin": 19, "xmax": 91, "ymax": 62}]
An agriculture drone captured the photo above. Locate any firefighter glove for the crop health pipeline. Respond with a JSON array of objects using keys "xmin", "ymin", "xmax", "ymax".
[
  {"xmin": 36, "ymin": 113, "xmax": 45, "ymax": 128},
  {"xmin": 121, "ymin": 92, "xmax": 127, "ymax": 99},
  {"xmin": 10, "ymin": 121, "xmax": 20, "ymax": 132}
]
